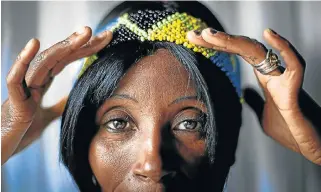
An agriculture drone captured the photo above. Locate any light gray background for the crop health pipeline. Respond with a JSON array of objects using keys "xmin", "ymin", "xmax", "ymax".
[{"xmin": 1, "ymin": 1, "xmax": 321, "ymax": 192}]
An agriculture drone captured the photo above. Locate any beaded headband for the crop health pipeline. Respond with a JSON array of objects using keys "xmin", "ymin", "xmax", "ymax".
[{"xmin": 79, "ymin": 9, "xmax": 243, "ymax": 101}]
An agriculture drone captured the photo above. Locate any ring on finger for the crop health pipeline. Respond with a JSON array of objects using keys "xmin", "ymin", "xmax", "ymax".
[{"xmin": 253, "ymin": 49, "xmax": 281, "ymax": 75}]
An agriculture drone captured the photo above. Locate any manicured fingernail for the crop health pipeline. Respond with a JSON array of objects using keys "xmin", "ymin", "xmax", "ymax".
[
  {"xmin": 267, "ymin": 28, "xmax": 277, "ymax": 35},
  {"xmin": 209, "ymin": 28, "xmax": 217, "ymax": 35},
  {"xmin": 76, "ymin": 27, "xmax": 86, "ymax": 35},
  {"xmin": 25, "ymin": 38, "xmax": 34, "ymax": 49},
  {"xmin": 194, "ymin": 30, "xmax": 201, "ymax": 36}
]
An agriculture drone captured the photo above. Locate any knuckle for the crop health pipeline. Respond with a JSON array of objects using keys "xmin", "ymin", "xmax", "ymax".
[
  {"xmin": 240, "ymin": 35, "xmax": 252, "ymax": 42},
  {"xmin": 34, "ymin": 51, "xmax": 47, "ymax": 64},
  {"xmin": 6, "ymin": 74, "xmax": 13, "ymax": 84},
  {"xmin": 6, "ymin": 70, "xmax": 16, "ymax": 84},
  {"xmin": 56, "ymin": 38, "xmax": 72, "ymax": 50},
  {"xmin": 313, "ymin": 154, "xmax": 321, "ymax": 165},
  {"xmin": 16, "ymin": 54, "xmax": 22, "ymax": 62},
  {"xmin": 83, "ymin": 40, "xmax": 92, "ymax": 48},
  {"xmin": 296, "ymin": 64, "xmax": 304, "ymax": 74},
  {"xmin": 225, "ymin": 35, "xmax": 235, "ymax": 50},
  {"xmin": 281, "ymin": 39, "xmax": 291, "ymax": 48}
]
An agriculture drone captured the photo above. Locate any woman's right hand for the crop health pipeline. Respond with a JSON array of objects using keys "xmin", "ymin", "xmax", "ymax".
[{"xmin": 1, "ymin": 26, "xmax": 113, "ymax": 165}]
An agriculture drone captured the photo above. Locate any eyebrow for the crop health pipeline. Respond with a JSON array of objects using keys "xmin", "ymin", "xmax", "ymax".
[
  {"xmin": 110, "ymin": 94, "xmax": 200, "ymax": 106},
  {"xmin": 168, "ymin": 95, "xmax": 199, "ymax": 106},
  {"xmin": 110, "ymin": 94, "xmax": 138, "ymax": 103}
]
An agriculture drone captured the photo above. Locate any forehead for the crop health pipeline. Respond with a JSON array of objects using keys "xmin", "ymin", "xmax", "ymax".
[{"xmin": 114, "ymin": 49, "xmax": 197, "ymax": 103}]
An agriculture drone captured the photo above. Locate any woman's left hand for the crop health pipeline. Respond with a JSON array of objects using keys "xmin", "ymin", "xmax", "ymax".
[{"xmin": 187, "ymin": 28, "xmax": 321, "ymax": 165}]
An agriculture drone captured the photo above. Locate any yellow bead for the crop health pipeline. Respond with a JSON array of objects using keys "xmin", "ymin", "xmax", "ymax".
[
  {"xmin": 193, "ymin": 47, "xmax": 199, "ymax": 52},
  {"xmin": 187, "ymin": 44, "xmax": 192, "ymax": 49}
]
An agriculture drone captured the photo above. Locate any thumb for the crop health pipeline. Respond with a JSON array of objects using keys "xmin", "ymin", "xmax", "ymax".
[
  {"xmin": 243, "ymin": 87, "xmax": 265, "ymax": 124},
  {"xmin": 43, "ymin": 96, "xmax": 68, "ymax": 123}
]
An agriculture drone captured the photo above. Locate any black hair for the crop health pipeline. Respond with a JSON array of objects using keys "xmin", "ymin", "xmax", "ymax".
[{"xmin": 60, "ymin": 1, "xmax": 242, "ymax": 192}]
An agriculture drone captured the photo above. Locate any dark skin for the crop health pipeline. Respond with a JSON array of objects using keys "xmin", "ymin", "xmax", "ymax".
[
  {"xmin": 1, "ymin": 24, "xmax": 320, "ymax": 190},
  {"xmin": 90, "ymin": 49, "xmax": 209, "ymax": 191},
  {"xmin": 187, "ymin": 28, "xmax": 321, "ymax": 165},
  {"xmin": 1, "ymin": 27, "xmax": 113, "ymax": 164}
]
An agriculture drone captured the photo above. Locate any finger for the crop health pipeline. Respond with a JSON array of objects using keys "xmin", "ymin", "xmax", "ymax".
[
  {"xmin": 243, "ymin": 87, "xmax": 265, "ymax": 125},
  {"xmin": 48, "ymin": 96, "xmax": 68, "ymax": 118},
  {"xmin": 263, "ymin": 29, "xmax": 305, "ymax": 72},
  {"xmin": 6, "ymin": 39, "xmax": 40, "ymax": 103},
  {"xmin": 50, "ymin": 30, "xmax": 113, "ymax": 76},
  {"xmin": 26, "ymin": 26, "xmax": 92, "ymax": 88},
  {"xmin": 194, "ymin": 28, "xmax": 268, "ymax": 65},
  {"xmin": 186, "ymin": 30, "xmax": 217, "ymax": 49}
]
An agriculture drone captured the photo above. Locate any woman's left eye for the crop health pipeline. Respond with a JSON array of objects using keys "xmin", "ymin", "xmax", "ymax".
[
  {"xmin": 110, "ymin": 120, "xmax": 127, "ymax": 129},
  {"xmin": 105, "ymin": 119, "xmax": 130, "ymax": 132},
  {"xmin": 175, "ymin": 120, "xmax": 201, "ymax": 131}
]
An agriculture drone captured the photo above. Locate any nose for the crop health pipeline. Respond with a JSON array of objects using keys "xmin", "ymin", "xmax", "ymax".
[{"xmin": 131, "ymin": 129, "xmax": 176, "ymax": 183}]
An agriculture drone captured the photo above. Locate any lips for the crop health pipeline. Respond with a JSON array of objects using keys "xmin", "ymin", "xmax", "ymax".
[{"xmin": 113, "ymin": 172, "xmax": 200, "ymax": 192}]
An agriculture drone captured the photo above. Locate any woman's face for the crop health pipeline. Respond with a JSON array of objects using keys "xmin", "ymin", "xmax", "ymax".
[{"xmin": 89, "ymin": 49, "xmax": 210, "ymax": 191}]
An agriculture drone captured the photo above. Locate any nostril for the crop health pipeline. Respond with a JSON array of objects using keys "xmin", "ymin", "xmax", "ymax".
[{"xmin": 134, "ymin": 173, "xmax": 149, "ymax": 181}]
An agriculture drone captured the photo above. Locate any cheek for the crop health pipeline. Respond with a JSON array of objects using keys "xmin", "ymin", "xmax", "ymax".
[
  {"xmin": 177, "ymin": 136, "xmax": 206, "ymax": 161},
  {"xmin": 88, "ymin": 129, "xmax": 136, "ymax": 190},
  {"xmin": 175, "ymin": 134, "xmax": 207, "ymax": 175}
]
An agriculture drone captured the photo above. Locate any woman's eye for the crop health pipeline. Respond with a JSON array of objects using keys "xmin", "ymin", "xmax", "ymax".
[
  {"xmin": 176, "ymin": 120, "xmax": 201, "ymax": 131},
  {"xmin": 105, "ymin": 120, "xmax": 129, "ymax": 131}
]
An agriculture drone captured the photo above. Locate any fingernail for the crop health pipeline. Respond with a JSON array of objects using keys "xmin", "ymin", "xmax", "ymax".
[
  {"xmin": 25, "ymin": 38, "xmax": 34, "ymax": 49},
  {"xmin": 76, "ymin": 27, "xmax": 86, "ymax": 35},
  {"xmin": 194, "ymin": 30, "xmax": 201, "ymax": 36},
  {"xmin": 209, "ymin": 28, "xmax": 217, "ymax": 35},
  {"xmin": 267, "ymin": 28, "xmax": 277, "ymax": 35}
]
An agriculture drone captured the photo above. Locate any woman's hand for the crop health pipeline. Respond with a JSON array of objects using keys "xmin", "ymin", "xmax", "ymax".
[
  {"xmin": 187, "ymin": 28, "xmax": 321, "ymax": 165},
  {"xmin": 1, "ymin": 26, "xmax": 112, "ymax": 165}
]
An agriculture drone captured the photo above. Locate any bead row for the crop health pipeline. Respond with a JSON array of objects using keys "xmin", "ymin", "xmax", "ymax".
[
  {"xmin": 111, "ymin": 12, "xmax": 216, "ymax": 58},
  {"xmin": 78, "ymin": 10, "xmax": 243, "ymax": 101}
]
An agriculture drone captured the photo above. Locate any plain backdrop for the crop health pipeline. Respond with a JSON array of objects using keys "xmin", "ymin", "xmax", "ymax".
[{"xmin": 1, "ymin": 1, "xmax": 321, "ymax": 192}]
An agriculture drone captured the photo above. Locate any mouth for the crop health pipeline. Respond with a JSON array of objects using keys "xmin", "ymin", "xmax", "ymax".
[{"xmin": 113, "ymin": 172, "xmax": 202, "ymax": 192}]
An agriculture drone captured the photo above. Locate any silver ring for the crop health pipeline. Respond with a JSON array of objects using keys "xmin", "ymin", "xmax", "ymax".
[{"xmin": 253, "ymin": 49, "xmax": 281, "ymax": 75}]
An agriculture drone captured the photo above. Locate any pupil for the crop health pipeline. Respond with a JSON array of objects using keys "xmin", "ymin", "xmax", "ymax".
[
  {"xmin": 185, "ymin": 121, "xmax": 196, "ymax": 129},
  {"xmin": 114, "ymin": 120, "xmax": 125, "ymax": 129}
]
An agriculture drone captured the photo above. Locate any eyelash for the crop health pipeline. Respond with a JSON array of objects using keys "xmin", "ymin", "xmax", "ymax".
[
  {"xmin": 103, "ymin": 114, "xmax": 206, "ymax": 134},
  {"xmin": 103, "ymin": 115, "xmax": 135, "ymax": 133},
  {"xmin": 173, "ymin": 116, "xmax": 206, "ymax": 132}
]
